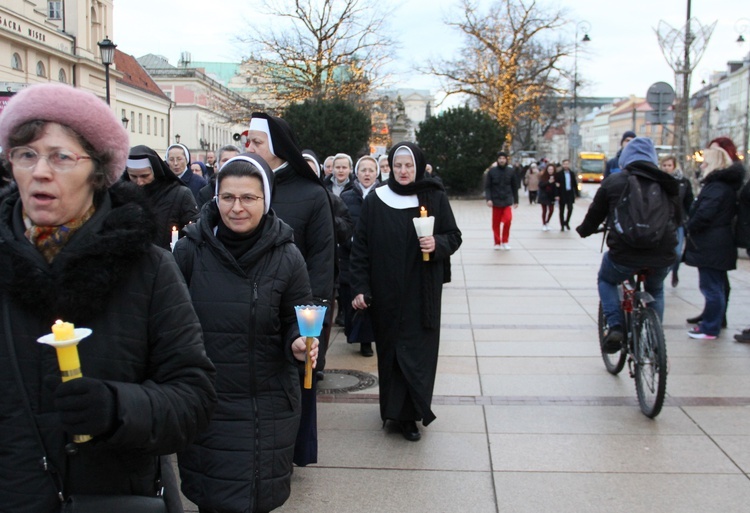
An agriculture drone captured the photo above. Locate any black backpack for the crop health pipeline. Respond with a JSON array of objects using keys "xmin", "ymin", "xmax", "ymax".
[{"xmin": 612, "ymin": 172, "xmax": 672, "ymax": 249}]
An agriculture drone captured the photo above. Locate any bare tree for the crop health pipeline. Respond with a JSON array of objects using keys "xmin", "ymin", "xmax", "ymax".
[
  {"xmin": 240, "ymin": 0, "xmax": 395, "ymax": 108},
  {"xmin": 425, "ymin": 0, "xmax": 569, "ymax": 148}
]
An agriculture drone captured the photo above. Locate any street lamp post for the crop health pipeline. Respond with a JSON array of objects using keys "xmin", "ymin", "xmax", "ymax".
[
  {"xmin": 97, "ymin": 36, "xmax": 117, "ymax": 106},
  {"xmin": 571, "ymin": 21, "xmax": 591, "ymax": 167},
  {"xmin": 736, "ymin": 18, "xmax": 750, "ymax": 159}
]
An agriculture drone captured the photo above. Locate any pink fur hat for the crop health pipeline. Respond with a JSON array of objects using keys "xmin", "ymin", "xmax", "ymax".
[{"xmin": 0, "ymin": 83, "xmax": 129, "ymax": 186}]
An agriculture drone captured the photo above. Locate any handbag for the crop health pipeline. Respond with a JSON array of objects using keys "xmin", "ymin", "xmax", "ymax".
[{"xmin": 2, "ymin": 297, "xmax": 167, "ymax": 513}]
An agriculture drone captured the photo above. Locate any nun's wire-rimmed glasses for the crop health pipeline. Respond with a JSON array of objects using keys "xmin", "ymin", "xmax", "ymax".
[
  {"xmin": 8, "ymin": 146, "xmax": 92, "ymax": 173},
  {"xmin": 217, "ymin": 194, "xmax": 264, "ymax": 207}
]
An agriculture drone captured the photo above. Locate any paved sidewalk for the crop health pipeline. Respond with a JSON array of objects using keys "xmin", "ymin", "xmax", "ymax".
[{"xmin": 188, "ymin": 187, "xmax": 750, "ymax": 512}]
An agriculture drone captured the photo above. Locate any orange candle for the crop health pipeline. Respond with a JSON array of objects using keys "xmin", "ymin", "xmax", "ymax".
[{"xmin": 420, "ymin": 206, "xmax": 427, "ymax": 217}]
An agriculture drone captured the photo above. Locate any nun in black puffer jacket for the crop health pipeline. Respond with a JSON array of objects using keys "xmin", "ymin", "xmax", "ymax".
[{"xmin": 174, "ymin": 154, "xmax": 319, "ymax": 513}]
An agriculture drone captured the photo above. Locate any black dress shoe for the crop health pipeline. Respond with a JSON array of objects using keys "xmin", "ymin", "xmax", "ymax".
[
  {"xmin": 687, "ymin": 315, "xmax": 703, "ymax": 324},
  {"xmin": 400, "ymin": 420, "xmax": 421, "ymax": 442},
  {"xmin": 360, "ymin": 342, "xmax": 374, "ymax": 357}
]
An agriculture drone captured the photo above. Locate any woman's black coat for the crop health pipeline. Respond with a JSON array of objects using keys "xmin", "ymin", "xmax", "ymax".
[
  {"xmin": 0, "ymin": 183, "xmax": 216, "ymax": 513},
  {"xmin": 685, "ymin": 162, "xmax": 745, "ymax": 270},
  {"xmin": 174, "ymin": 203, "xmax": 312, "ymax": 513}
]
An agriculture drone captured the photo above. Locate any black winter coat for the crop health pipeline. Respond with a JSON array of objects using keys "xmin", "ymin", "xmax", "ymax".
[
  {"xmin": 576, "ymin": 161, "xmax": 681, "ymax": 269},
  {"xmin": 174, "ymin": 204, "xmax": 312, "ymax": 513},
  {"xmin": 484, "ymin": 165, "xmax": 519, "ymax": 206},
  {"xmin": 734, "ymin": 170, "xmax": 750, "ymax": 248},
  {"xmin": 146, "ymin": 181, "xmax": 198, "ymax": 249},
  {"xmin": 180, "ymin": 168, "xmax": 208, "ymax": 203},
  {"xmin": 685, "ymin": 162, "xmax": 745, "ymax": 270},
  {"xmin": 0, "ymin": 183, "xmax": 216, "ymax": 513},
  {"xmin": 340, "ymin": 183, "xmax": 373, "ymax": 285},
  {"xmin": 272, "ymin": 165, "xmax": 335, "ymax": 304},
  {"xmin": 537, "ymin": 178, "xmax": 558, "ymax": 206}
]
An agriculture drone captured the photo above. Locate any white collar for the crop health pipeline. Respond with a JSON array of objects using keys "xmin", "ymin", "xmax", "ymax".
[{"xmin": 375, "ymin": 185, "xmax": 419, "ymax": 209}]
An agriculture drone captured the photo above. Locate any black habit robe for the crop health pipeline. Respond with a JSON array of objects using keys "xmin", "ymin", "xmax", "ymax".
[{"xmin": 350, "ymin": 183, "xmax": 461, "ymax": 426}]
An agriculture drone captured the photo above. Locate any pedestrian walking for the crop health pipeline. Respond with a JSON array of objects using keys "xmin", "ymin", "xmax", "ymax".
[
  {"xmin": 556, "ymin": 159, "xmax": 578, "ymax": 231},
  {"xmin": 525, "ymin": 162, "xmax": 541, "ymax": 204},
  {"xmin": 538, "ymin": 163, "xmax": 558, "ymax": 231},
  {"xmin": 166, "ymin": 143, "xmax": 207, "ymax": 202},
  {"xmin": 484, "ymin": 151, "xmax": 519, "ymax": 250},
  {"xmin": 174, "ymin": 155, "xmax": 318, "ymax": 513},
  {"xmin": 246, "ymin": 112, "xmax": 335, "ymax": 467},
  {"xmin": 659, "ymin": 155, "xmax": 693, "ymax": 287},
  {"xmin": 341, "ymin": 155, "xmax": 380, "ymax": 357},
  {"xmin": 350, "ymin": 142, "xmax": 462, "ymax": 442},
  {"xmin": 0, "ymin": 82, "xmax": 216, "ymax": 513},
  {"xmin": 123, "ymin": 144, "xmax": 198, "ymax": 250}
]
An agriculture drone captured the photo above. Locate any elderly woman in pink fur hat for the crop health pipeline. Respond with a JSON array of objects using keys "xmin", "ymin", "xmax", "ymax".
[{"xmin": 0, "ymin": 83, "xmax": 216, "ymax": 512}]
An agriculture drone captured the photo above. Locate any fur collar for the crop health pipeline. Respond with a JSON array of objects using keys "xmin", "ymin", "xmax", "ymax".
[{"xmin": 0, "ymin": 182, "xmax": 156, "ymax": 324}]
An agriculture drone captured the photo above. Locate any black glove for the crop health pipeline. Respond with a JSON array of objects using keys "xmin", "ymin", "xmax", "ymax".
[{"xmin": 54, "ymin": 377, "xmax": 117, "ymax": 438}]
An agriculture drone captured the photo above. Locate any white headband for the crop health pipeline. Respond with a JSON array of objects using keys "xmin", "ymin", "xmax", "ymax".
[
  {"xmin": 126, "ymin": 158, "xmax": 152, "ymax": 170},
  {"xmin": 355, "ymin": 155, "xmax": 379, "ymax": 175},
  {"xmin": 248, "ymin": 118, "xmax": 275, "ymax": 157},
  {"xmin": 215, "ymin": 155, "xmax": 272, "ymax": 214}
]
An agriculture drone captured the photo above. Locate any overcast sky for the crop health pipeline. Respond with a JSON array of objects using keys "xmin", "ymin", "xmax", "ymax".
[{"xmin": 115, "ymin": 0, "xmax": 749, "ymax": 109}]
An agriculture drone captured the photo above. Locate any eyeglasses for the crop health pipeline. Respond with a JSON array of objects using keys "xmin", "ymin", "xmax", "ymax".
[
  {"xmin": 217, "ymin": 193, "xmax": 264, "ymax": 207},
  {"xmin": 9, "ymin": 147, "xmax": 92, "ymax": 173}
]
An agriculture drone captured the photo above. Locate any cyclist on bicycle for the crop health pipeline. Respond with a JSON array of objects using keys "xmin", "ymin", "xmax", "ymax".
[{"xmin": 576, "ymin": 137, "xmax": 682, "ymax": 353}]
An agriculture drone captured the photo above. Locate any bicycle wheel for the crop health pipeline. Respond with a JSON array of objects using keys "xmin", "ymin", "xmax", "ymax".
[
  {"xmin": 598, "ymin": 301, "xmax": 626, "ymax": 375},
  {"xmin": 633, "ymin": 307, "xmax": 668, "ymax": 418}
]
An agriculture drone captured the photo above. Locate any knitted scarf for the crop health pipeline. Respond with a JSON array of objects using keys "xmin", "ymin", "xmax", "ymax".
[{"xmin": 24, "ymin": 205, "xmax": 96, "ymax": 263}]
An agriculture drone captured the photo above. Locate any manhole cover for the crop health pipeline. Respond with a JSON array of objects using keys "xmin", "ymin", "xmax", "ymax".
[{"xmin": 318, "ymin": 369, "xmax": 378, "ymax": 394}]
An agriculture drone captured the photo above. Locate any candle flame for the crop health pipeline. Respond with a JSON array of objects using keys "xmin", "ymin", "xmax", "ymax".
[
  {"xmin": 55, "ymin": 319, "xmax": 63, "ymax": 325},
  {"xmin": 172, "ymin": 226, "xmax": 177, "ymax": 231}
]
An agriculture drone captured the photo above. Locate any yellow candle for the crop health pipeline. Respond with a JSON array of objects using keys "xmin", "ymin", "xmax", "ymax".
[
  {"xmin": 420, "ymin": 206, "xmax": 427, "ymax": 218},
  {"xmin": 304, "ymin": 337, "xmax": 313, "ymax": 389},
  {"xmin": 51, "ymin": 321, "xmax": 81, "ymax": 382},
  {"xmin": 52, "ymin": 320, "xmax": 75, "ymax": 341}
]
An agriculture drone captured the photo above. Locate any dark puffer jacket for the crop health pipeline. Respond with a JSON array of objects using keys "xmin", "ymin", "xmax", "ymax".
[
  {"xmin": 576, "ymin": 161, "xmax": 681, "ymax": 269},
  {"xmin": 484, "ymin": 165, "xmax": 520, "ymax": 206},
  {"xmin": 685, "ymin": 161, "xmax": 746, "ymax": 270},
  {"xmin": 272, "ymin": 164, "xmax": 334, "ymax": 304},
  {"xmin": 0, "ymin": 183, "xmax": 216, "ymax": 513},
  {"xmin": 174, "ymin": 203, "xmax": 312, "ymax": 513}
]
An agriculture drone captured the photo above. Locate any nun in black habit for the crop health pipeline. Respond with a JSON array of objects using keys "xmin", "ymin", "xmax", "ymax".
[
  {"xmin": 247, "ymin": 113, "xmax": 335, "ymax": 466},
  {"xmin": 350, "ymin": 142, "xmax": 462, "ymax": 441},
  {"xmin": 122, "ymin": 144, "xmax": 199, "ymax": 250}
]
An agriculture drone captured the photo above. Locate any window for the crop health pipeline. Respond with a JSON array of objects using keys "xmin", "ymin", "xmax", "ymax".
[
  {"xmin": 146, "ymin": 115, "xmax": 151, "ymax": 135},
  {"xmin": 161, "ymin": 119, "xmax": 164, "ymax": 137},
  {"xmin": 138, "ymin": 113, "xmax": 142, "ymax": 134},
  {"xmin": 36, "ymin": 61, "xmax": 46, "ymax": 78},
  {"xmin": 48, "ymin": 1, "xmax": 62, "ymax": 20},
  {"xmin": 131, "ymin": 111, "xmax": 135, "ymax": 133},
  {"xmin": 58, "ymin": 68, "xmax": 66, "ymax": 83},
  {"xmin": 154, "ymin": 117, "xmax": 158, "ymax": 135},
  {"xmin": 11, "ymin": 53, "xmax": 23, "ymax": 71}
]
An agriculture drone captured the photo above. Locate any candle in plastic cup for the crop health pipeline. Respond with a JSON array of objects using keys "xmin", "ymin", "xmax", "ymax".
[
  {"xmin": 50, "ymin": 321, "xmax": 92, "ymax": 443},
  {"xmin": 294, "ymin": 306, "xmax": 327, "ymax": 390}
]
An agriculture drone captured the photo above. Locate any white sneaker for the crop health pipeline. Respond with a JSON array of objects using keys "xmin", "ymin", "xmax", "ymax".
[
  {"xmin": 541, "ymin": 225, "xmax": 547, "ymax": 231},
  {"xmin": 493, "ymin": 244, "xmax": 501, "ymax": 250},
  {"xmin": 501, "ymin": 243, "xmax": 511, "ymax": 250}
]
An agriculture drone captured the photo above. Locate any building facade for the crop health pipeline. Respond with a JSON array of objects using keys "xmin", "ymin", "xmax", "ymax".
[
  {"xmin": 138, "ymin": 54, "xmax": 254, "ymax": 162},
  {"xmin": 1, "ymin": 0, "xmax": 114, "ymax": 103}
]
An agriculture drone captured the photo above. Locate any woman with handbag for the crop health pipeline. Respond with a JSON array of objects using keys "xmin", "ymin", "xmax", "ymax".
[{"xmin": 0, "ymin": 83, "xmax": 217, "ymax": 513}]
